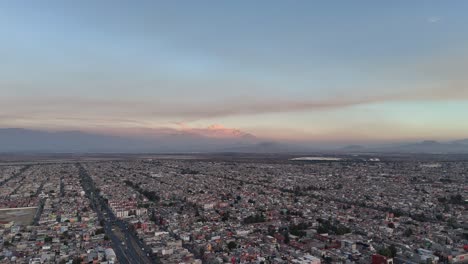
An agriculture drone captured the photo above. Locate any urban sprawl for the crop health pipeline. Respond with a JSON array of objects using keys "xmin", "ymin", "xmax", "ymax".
[{"xmin": 0, "ymin": 157, "xmax": 467, "ymax": 264}]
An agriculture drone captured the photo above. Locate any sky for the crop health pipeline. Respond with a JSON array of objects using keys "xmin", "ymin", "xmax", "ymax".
[{"xmin": 1, "ymin": 1, "xmax": 468, "ymax": 144}]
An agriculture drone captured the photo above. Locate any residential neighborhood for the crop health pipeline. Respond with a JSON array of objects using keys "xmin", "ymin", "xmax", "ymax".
[{"xmin": 1, "ymin": 156, "xmax": 466, "ymax": 263}]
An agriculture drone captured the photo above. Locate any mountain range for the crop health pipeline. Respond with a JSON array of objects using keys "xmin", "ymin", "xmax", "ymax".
[
  {"xmin": 1, "ymin": 128, "xmax": 468, "ymax": 154},
  {"xmin": 0, "ymin": 128, "xmax": 256, "ymax": 153},
  {"xmin": 339, "ymin": 140, "xmax": 468, "ymax": 154}
]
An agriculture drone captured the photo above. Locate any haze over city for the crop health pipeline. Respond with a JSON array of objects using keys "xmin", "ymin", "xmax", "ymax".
[
  {"xmin": 2, "ymin": 1, "xmax": 468, "ymax": 153},
  {"xmin": 0, "ymin": 2, "xmax": 467, "ymax": 264}
]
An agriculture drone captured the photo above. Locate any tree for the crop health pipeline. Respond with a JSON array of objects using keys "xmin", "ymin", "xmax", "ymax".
[
  {"xmin": 378, "ymin": 245, "xmax": 397, "ymax": 258},
  {"xmin": 403, "ymin": 228, "xmax": 413, "ymax": 237},
  {"xmin": 221, "ymin": 212, "xmax": 229, "ymax": 222},
  {"xmin": 289, "ymin": 222, "xmax": 310, "ymax": 237},
  {"xmin": 449, "ymin": 194, "xmax": 465, "ymax": 205},
  {"xmin": 316, "ymin": 219, "xmax": 350, "ymax": 235},
  {"xmin": 267, "ymin": 226, "xmax": 276, "ymax": 236},
  {"xmin": 199, "ymin": 247, "xmax": 206, "ymax": 257},
  {"xmin": 447, "ymin": 217, "xmax": 458, "ymax": 228},
  {"xmin": 323, "ymin": 256, "xmax": 333, "ymax": 264},
  {"xmin": 389, "ymin": 245, "xmax": 397, "ymax": 258},
  {"xmin": 243, "ymin": 213, "xmax": 266, "ymax": 224},
  {"xmin": 95, "ymin": 228, "xmax": 105, "ymax": 235},
  {"xmin": 60, "ymin": 231, "xmax": 69, "ymax": 240},
  {"xmin": 335, "ymin": 225, "xmax": 351, "ymax": 235},
  {"xmin": 227, "ymin": 241, "xmax": 237, "ymax": 250}
]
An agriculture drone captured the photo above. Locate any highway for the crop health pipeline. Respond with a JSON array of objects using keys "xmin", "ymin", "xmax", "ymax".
[{"xmin": 77, "ymin": 163, "xmax": 154, "ymax": 264}]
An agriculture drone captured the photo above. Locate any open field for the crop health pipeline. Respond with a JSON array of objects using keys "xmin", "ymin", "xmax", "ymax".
[{"xmin": 0, "ymin": 207, "xmax": 36, "ymax": 225}]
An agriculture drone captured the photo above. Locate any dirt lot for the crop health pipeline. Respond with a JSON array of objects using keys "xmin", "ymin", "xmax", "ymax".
[{"xmin": 0, "ymin": 207, "xmax": 36, "ymax": 225}]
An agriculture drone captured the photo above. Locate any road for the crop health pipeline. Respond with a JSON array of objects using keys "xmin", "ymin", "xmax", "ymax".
[
  {"xmin": 77, "ymin": 163, "xmax": 154, "ymax": 264},
  {"xmin": 0, "ymin": 165, "xmax": 31, "ymax": 187},
  {"xmin": 32, "ymin": 198, "xmax": 45, "ymax": 225}
]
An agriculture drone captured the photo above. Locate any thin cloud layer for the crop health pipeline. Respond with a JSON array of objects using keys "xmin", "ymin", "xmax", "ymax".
[
  {"xmin": 1, "ymin": 57, "xmax": 468, "ymax": 140},
  {"xmin": 182, "ymin": 124, "xmax": 255, "ymax": 139},
  {"xmin": 1, "ymin": 84, "xmax": 467, "ymax": 124},
  {"xmin": 428, "ymin": 16, "xmax": 442, "ymax": 23},
  {"xmin": 89, "ymin": 123, "xmax": 256, "ymax": 141}
]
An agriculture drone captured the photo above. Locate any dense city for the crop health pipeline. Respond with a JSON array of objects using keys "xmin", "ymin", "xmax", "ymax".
[{"xmin": 0, "ymin": 156, "xmax": 467, "ymax": 264}]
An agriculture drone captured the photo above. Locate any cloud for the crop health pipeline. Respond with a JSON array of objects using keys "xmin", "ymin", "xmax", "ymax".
[
  {"xmin": 1, "ymin": 53, "xmax": 468, "ymax": 128},
  {"xmin": 0, "ymin": 96, "xmax": 391, "ymax": 127},
  {"xmin": 1, "ymin": 85, "xmax": 468, "ymax": 127},
  {"xmin": 183, "ymin": 123, "xmax": 255, "ymax": 139},
  {"xmin": 427, "ymin": 16, "xmax": 442, "ymax": 23},
  {"xmin": 87, "ymin": 123, "xmax": 256, "ymax": 141}
]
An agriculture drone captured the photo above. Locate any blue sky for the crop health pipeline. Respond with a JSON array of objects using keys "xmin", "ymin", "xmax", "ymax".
[{"xmin": 1, "ymin": 1, "xmax": 468, "ymax": 142}]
